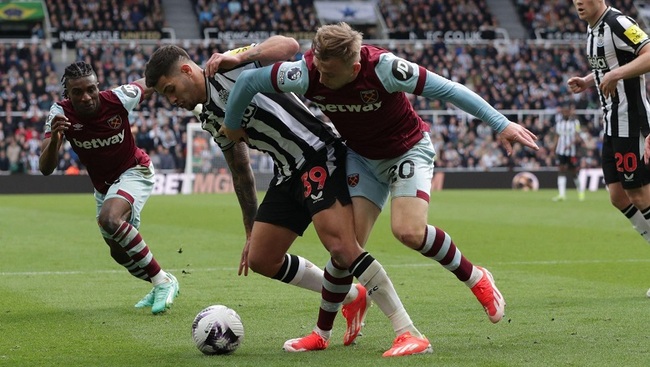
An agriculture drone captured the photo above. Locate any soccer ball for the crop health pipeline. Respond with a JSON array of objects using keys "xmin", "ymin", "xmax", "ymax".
[{"xmin": 191, "ymin": 305, "xmax": 244, "ymax": 355}]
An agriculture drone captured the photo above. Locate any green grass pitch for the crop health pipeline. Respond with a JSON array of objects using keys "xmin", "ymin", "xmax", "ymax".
[{"xmin": 1, "ymin": 189, "xmax": 649, "ymax": 366}]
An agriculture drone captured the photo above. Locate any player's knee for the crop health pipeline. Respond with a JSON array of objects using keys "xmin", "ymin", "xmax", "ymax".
[
  {"xmin": 610, "ymin": 196, "xmax": 624, "ymax": 209},
  {"xmin": 609, "ymin": 189, "xmax": 631, "ymax": 209},
  {"xmin": 626, "ymin": 185, "xmax": 645, "ymax": 200},
  {"xmin": 392, "ymin": 227, "xmax": 423, "ymax": 249},
  {"xmin": 326, "ymin": 240, "xmax": 358, "ymax": 269},
  {"xmin": 97, "ymin": 213, "xmax": 124, "ymax": 236},
  {"xmin": 248, "ymin": 256, "xmax": 278, "ymax": 278}
]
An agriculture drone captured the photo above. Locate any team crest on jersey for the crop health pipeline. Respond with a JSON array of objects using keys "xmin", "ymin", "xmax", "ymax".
[
  {"xmin": 360, "ymin": 90, "xmax": 378, "ymax": 104},
  {"xmin": 106, "ymin": 115, "xmax": 122, "ymax": 129},
  {"xmin": 347, "ymin": 173, "xmax": 359, "ymax": 187},
  {"xmin": 596, "ymin": 35, "xmax": 604, "ymax": 48},
  {"xmin": 218, "ymin": 89, "xmax": 229, "ymax": 103}
]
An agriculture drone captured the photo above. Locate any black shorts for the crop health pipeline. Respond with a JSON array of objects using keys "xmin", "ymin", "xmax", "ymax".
[
  {"xmin": 255, "ymin": 142, "xmax": 351, "ymax": 236},
  {"xmin": 601, "ymin": 135, "xmax": 650, "ymax": 189},
  {"xmin": 556, "ymin": 155, "xmax": 578, "ymax": 168}
]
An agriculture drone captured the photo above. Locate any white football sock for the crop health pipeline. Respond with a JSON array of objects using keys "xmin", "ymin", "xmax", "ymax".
[
  {"xmin": 151, "ymin": 270, "xmax": 168, "ymax": 286},
  {"xmin": 354, "ymin": 256, "xmax": 421, "ymax": 337}
]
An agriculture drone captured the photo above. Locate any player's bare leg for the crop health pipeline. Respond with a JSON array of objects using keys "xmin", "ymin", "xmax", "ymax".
[{"xmin": 391, "ymin": 196, "xmax": 505, "ymax": 323}]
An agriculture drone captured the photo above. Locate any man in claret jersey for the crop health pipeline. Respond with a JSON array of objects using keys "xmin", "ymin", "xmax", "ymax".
[
  {"xmin": 145, "ymin": 38, "xmax": 430, "ymax": 356},
  {"xmin": 40, "ymin": 61, "xmax": 179, "ymax": 315},
  {"xmin": 219, "ymin": 22, "xmax": 540, "ymax": 356}
]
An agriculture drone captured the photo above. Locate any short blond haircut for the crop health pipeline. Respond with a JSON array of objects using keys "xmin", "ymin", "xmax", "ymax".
[{"xmin": 312, "ymin": 22, "xmax": 362, "ymax": 65}]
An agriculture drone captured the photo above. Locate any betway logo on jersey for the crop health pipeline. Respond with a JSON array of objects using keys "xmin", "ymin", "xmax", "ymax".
[
  {"xmin": 587, "ymin": 56, "xmax": 608, "ymax": 70},
  {"xmin": 312, "ymin": 101, "xmax": 382, "ymax": 113},
  {"xmin": 72, "ymin": 129, "xmax": 125, "ymax": 149}
]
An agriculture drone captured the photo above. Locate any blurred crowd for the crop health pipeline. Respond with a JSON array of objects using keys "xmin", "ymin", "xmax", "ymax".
[
  {"xmin": 192, "ymin": 0, "xmax": 317, "ymax": 35},
  {"xmin": 378, "ymin": 0, "xmax": 499, "ymax": 39},
  {"xmin": 3, "ymin": 0, "xmax": 641, "ymax": 175},
  {"xmin": 37, "ymin": 0, "xmax": 642, "ymax": 40},
  {"xmin": 189, "ymin": 0, "xmax": 500, "ymax": 40},
  {"xmin": 46, "ymin": 0, "xmax": 165, "ymax": 33},
  {"xmin": 514, "ymin": 0, "xmax": 640, "ymax": 39}
]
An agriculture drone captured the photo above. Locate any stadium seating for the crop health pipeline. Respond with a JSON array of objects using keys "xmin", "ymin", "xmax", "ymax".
[
  {"xmin": 46, "ymin": 0, "xmax": 165, "ymax": 33},
  {"xmin": 378, "ymin": 0, "xmax": 498, "ymax": 39},
  {"xmin": 3, "ymin": 0, "xmax": 642, "ymax": 174},
  {"xmin": 514, "ymin": 0, "xmax": 641, "ymax": 40}
]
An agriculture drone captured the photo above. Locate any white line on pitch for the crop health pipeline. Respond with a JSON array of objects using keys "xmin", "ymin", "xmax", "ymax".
[{"xmin": 1, "ymin": 258, "xmax": 649, "ymax": 276}]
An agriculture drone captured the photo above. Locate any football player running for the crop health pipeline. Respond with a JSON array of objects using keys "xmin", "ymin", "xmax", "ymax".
[{"xmin": 40, "ymin": 61, "xmax": 179, "ymax": 314}]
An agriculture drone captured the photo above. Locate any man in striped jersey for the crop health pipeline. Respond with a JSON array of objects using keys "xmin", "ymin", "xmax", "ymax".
[
  {"xmin": 552, "ymin": 103, "xmax": 585, "ymax": 202},
  {"xmin": 568, "ymin": 0, "xmax": 650, "ymax": 295},
  {"xmin": 220, "ymin": 22, "xmax": 540, "ymax": 356},
  {"xmin": 144, "ymin": 39, "xmax": 431, "ymax": 356}
]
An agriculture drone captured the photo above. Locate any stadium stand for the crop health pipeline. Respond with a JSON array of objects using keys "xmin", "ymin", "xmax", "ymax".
[
  {"xmin": 1, "ymin": 0, "xmax": 637, "ymax": 176},
  {"xmin": 46, "ymin": 0, "xmax": 165, "ymax": 33},
  {"xmin": 514, "ymin": 0, "xmax": 641, "ymax": 40},
  {"xmin": 378, "ymin": 0, "xmax": 499, "ymax": 40},
  {"xmin": 191, "ymin": 0, "xmax": 319, "ymax": 39}
]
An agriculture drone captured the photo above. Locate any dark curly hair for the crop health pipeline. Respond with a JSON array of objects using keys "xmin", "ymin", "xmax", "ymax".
[
  {"xmin": 61, "ymin": 61, "xmax": 95, "ymax": 98},
  {"xmin": 144, "ymin": 45, "xmax": 190, "ymax": 88}
]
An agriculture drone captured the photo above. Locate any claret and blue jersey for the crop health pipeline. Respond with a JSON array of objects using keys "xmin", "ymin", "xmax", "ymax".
[
  {"xmin": 44, "ymin": 83, "xmax": 150, "ymax": 194},
  {"xmin": 224, "ymin": 44, "xmax": 510, "ymax": 160}
]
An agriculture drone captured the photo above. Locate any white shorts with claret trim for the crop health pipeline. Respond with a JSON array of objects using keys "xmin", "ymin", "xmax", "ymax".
[
  {"xmin": 346, "ymin": 133, "xmax": 435, "ymax": 209},
  {"xmin": 95, "ymin": 163, "xmax": 155, "ymax": 237}
]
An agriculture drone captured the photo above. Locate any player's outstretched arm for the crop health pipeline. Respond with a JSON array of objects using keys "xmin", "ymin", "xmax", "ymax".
[
  {"xmin": 205, "ymin": 35, "xmax": 300, "ymax": 76},
  {"xmin": 419, "ymin": 70, "xmax": 539, "ymax": 154},
  {"xmin": 224, "ymin": 141, "xmax": 258, "ymax": 233},
  {"xmin": 498, "ymin": 122, "xmax": 539, "ymax": 156},
  {"xmin": 222, "ymin": 141, "xmax": 258, "ymax": 275}
]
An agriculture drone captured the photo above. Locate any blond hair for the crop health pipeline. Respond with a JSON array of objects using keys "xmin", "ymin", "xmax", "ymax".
[{"xmin": 312, "ymin": 22, "xmax": 362, "ymax": 65}]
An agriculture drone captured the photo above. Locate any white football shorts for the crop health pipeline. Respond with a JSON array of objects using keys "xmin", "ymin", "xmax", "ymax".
[
  {"xmin": 95, "ymin": 163, "xmax": 155, "ymax": 237},
  {"xmin": 346, "ymin": 133, "xmax": 435, "ymax": 209}
]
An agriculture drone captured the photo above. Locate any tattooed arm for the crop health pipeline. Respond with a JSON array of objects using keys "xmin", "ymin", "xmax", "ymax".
[{"xmin": 223, "ymin": 141, "xmax": 258, "ymax": 275}]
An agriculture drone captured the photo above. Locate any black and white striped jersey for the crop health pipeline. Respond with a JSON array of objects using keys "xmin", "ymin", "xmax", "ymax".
[
  {"xmin": 193, "ymin": 51, "xmax": 342, "ymax": 184},
  {"xmin": 553, "ymin": 114, "xmax": 581, "ymax": 157},
  {"xmin": 586, "ymin": 6, "xmax": 650, "ymax": 137}
]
